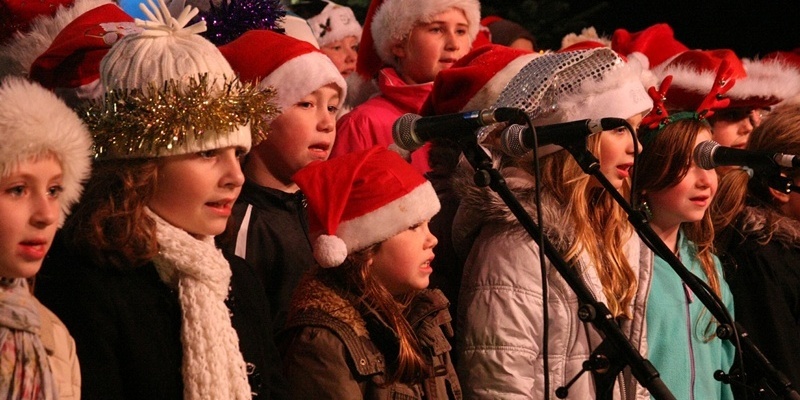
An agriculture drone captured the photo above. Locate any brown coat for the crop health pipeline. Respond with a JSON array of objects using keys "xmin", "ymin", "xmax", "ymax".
[{"xmin": 280, "ymin": 276, "xmax": 461, "ymax": 400}]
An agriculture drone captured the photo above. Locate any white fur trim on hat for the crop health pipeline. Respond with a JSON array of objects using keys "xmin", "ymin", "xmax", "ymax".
[
  {"xmin": 543, "ymin": 60, "xmax": 653, "ymax": 123},
  {"xmin": 370, "ymin": 0, "xmax": 480, "ymax": 66},
  {"xmin": 0, "ymin": 0, "xmax": 113, "ymax": 79},
  {"xmin": 0, "ymin": 77, "xmax": 92, "ymax": 225},
  {"xmin": 461, "ymin": 53, "xmax": 540, "ymax": 112},
  {"xmin": 307, "ymin": 1, "xmax": 362, "ymax": 48},
  {"xmin": 560, "ymin": 26, "xmax": 611, "ymax": 50},
  {"xmin": 259, "ymin": 51, "xmax": 347, "ymax": 111},
  {"xmin": 315, "ymin": 180, "xmax": 440, "ymax": 267},
  {"xmin": 741, "ymin": 58, "xmax": 800, "ymax": 105},
  {"xmin": 652, "ymin": 61, "xmax": 714, "ymax": 101}
]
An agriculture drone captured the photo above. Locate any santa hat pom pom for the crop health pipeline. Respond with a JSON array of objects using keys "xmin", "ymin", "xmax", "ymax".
[{"xmin": 314, "ymin": 234, "xmax": 348, "ymax": 268}]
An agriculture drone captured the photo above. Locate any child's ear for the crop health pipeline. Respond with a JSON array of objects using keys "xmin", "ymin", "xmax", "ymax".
[
  {"xmin": 391, "ymin": 40, "xmax": 406, "ymax": 60},
  {"xmin": 769, "ymin": 186, "xmax": 790, "ymax": 205}
]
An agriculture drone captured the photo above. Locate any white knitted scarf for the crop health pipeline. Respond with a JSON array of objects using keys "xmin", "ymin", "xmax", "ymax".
[{"xmin": 147, "ymin": 209, "xmax": 251, "ymax": 400}]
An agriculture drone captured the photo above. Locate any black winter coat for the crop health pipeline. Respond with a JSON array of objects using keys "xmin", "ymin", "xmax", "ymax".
[
  {"xmin": 216, "ymin": 179, "xmax": 316, "ymax": 332},
  {"xmin": 35, "ymin": 232, "xmax": 288, "ymax": 400}
]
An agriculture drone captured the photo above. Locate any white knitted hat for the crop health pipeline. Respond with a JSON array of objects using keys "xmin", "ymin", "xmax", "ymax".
[
  {"xmin": 91, "ymin": 0, "xmax": 267, "ymax": 159},
  {"xmin": 0, "ymin": 77, "xmax": 92, "ymax": 225},
  {"xmin": 306, "ymin": 1, "xmax": 361, "ymax": 47}
]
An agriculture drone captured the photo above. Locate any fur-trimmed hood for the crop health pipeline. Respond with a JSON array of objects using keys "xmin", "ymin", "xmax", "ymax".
[
  {"xmin": 451, "ymin": 159, "xmax": 575, "ymax": 257},
  {"xmin": 288, "ymin": 274, "xmax": 370, "ymax": 337},
  {"xmin": 735, "ymin": 205, "xmax": 800, "ymax": 249}
]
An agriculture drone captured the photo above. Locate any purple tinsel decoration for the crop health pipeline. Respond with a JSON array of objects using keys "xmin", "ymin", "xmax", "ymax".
[{"xmin": 198, "ymin": 0, "xmax": 286, "ymax": 46}]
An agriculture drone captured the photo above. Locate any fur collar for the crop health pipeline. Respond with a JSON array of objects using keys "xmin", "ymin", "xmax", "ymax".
[
  {"xmin": 451, "ymin": 161, "xmax": 575, "ymax": 255},
  {"xmin": 736, "ymin": 205, "xmax": 800, "ymax": 249},
  {"xmin": 289, "ymin": 275, "xmax": 368, "ymax": 337}
]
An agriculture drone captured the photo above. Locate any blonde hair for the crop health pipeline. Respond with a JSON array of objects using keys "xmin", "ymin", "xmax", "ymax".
[{"xmin": 529, "ymin": 133, "xmax": 638, "ymax": 318}]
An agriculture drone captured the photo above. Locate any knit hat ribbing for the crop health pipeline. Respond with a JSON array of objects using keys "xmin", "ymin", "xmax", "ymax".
[{"xmin": 87, "ymin": 0, "xmax": 272, "ymax": 159}]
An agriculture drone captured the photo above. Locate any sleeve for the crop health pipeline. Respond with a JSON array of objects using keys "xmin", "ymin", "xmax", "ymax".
[
  {"xmin": 282, "ymin": 326, "xmax": 364, "ymax": 400},
  {"xmin": 456, "ymin": 224, "xmax": 545, "ymax": 399}
]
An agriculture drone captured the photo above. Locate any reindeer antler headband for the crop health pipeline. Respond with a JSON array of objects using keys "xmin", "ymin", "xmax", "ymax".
[{"xmin": 639, "ymin": 59, "xmax": 736, "ymax": 145}]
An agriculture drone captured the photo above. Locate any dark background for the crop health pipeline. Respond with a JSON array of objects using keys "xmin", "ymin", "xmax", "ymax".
[{"xmin": 337, "ymin": 0, "xmax": 800, "ymax": 59}]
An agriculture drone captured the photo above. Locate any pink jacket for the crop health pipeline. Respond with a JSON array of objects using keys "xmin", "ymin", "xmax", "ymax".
[{"xmin": 332, "ymin": 68, "xmax": 432, "ymax": 173}]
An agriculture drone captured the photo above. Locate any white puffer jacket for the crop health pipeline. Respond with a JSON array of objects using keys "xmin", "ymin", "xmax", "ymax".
[{"xmin": 453, "ymin": 166, "xmax": 653, "ymax": 400}]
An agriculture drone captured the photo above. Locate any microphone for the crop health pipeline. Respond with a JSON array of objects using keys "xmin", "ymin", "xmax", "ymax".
[
  {"xmin": 693, "ymin": 140, "xmax": 800, "ymax": 170},
  {"xmin": 392, "ymin": 107, "xmax": 525, "ymax": 151},
  {"xmin": 500, "ymin": 118, "xmax": 630, "ymax": 157}
]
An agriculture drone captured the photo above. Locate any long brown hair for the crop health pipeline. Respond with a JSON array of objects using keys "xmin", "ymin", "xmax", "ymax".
[
  {"xmin": 635, "ymin": 119, "xmax": 722, "ymax": 299},
  {"xmin": 62, "ymin": 158, "xmax": 160, "ymax": 269},
  {"xmin": 526, "ymin": 132, "xmax": 638, "ymax": 318},
  {"xmin": 318, "ymin": 244, "xmax": 427, "ymax": 385},
  {"xmin": 712, "ymin": 103, "xmax": 800, "ymax": 239}
]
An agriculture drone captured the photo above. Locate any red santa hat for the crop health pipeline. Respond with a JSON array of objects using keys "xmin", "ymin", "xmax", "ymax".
[
  {"xmin": 293, "ymin": 146, "xmax": 441, "ymax": 268},
  {"xmin": 742, "ymin": 49, "xmax": 800, "ymax": 107},
  {"xmin": 0, "ymin": 0, "xmax": 112, "ymax": 79},
  {"xmin": 29, "ymin": 3, "xmax": 137, "ymax": 105},
  {"xmin": 0, "ymin": 0, "xmax": 74, "ymax": 43},
  {"xmin": 349, "ymin": 0, "xmax": 480, "ymax": 105},
  {"xmin": 220, "ymin": 29, "xmax": 346, "ymax": 111},
  {"xmin": 425, "ymin": 44, "xmax": 653, "ymax": 156},
  {"xmin": 654, "ymin": 49, "xmax": 781, "ymax": 110},
  {"xmin": 611, "ymin": 23, "xmax": 689, "ymax": 70},
  {"xmin": 424, "ymin": 44, "xmax": 538, "ymax": 116},
  {"xmin": 0, "ymin": 76, "xmax": 92, "ymax": 225}
]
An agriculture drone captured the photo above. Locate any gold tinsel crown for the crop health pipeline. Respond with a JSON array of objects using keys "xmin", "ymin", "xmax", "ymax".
[{"xmin": 82, "ymin": 74, "xmax": 278, "ymax": 159}]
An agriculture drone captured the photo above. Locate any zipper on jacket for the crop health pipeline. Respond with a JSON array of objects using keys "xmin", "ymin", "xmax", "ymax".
[{"xmin": 683, "ymin": 282, "xmax": 696, "ymax": 400}]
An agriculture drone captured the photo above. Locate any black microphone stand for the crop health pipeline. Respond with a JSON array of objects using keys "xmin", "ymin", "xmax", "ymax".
[
  {"xmin": 455, "ymin": 134, "xmax": 676, "ymax": 400},
  {"xmin": 561, "ymin": 144, "xmax": 800, "ymax": 400}
]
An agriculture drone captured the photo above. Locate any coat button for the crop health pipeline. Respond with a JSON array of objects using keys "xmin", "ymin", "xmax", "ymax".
[{"xmin": 359, "ymin": 358, "xmax": 366, "ymax": 366}]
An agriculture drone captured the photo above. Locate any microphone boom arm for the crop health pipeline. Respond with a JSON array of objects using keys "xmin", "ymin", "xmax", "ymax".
[
  {"xmin": 456, "ymin": 133, "xmax": 676, "ymax": 400},
  {"xmin": 564, "ymin": 143, "xmax": 800, "ymax": 400}
]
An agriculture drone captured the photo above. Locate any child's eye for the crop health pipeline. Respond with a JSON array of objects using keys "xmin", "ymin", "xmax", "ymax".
[
  {"xmin": 613, "ymin": 127, "xmax": 630, "ymax": 135},
  {"xmin": 456, "ymin": 28, "xmax": 468, "ymax": 35},
  {"xmin": 297, "ymin": 101, "xmax": 314, "ymax": 109},
  {"xmin": 6, "ymin": 185, "xmax": 25, "ymax": 196},
  {"xmin": 409, "ymin": 222, "xmax": 424, "ymax": 231},
  {"xmin": 235, "ymin": 148, "xmax": 247, "ymax": 159},
  {"xmin": 351, "ymin": 44, "xmax": 359, "ymax": 52},
  {"xmin": 328, "ymin": 105, "xmax": 340, "ymax": 114},
  {"xmin": 331, "ymin": 45, "xmax": 342, "ymax": 51},
  {"xmin": 198, "ymin": 150, "xmax": 218, "ymax": 158},
  {"xmin": 47, "ymin": 185, "xmax": 64, "ymax": 198}
]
